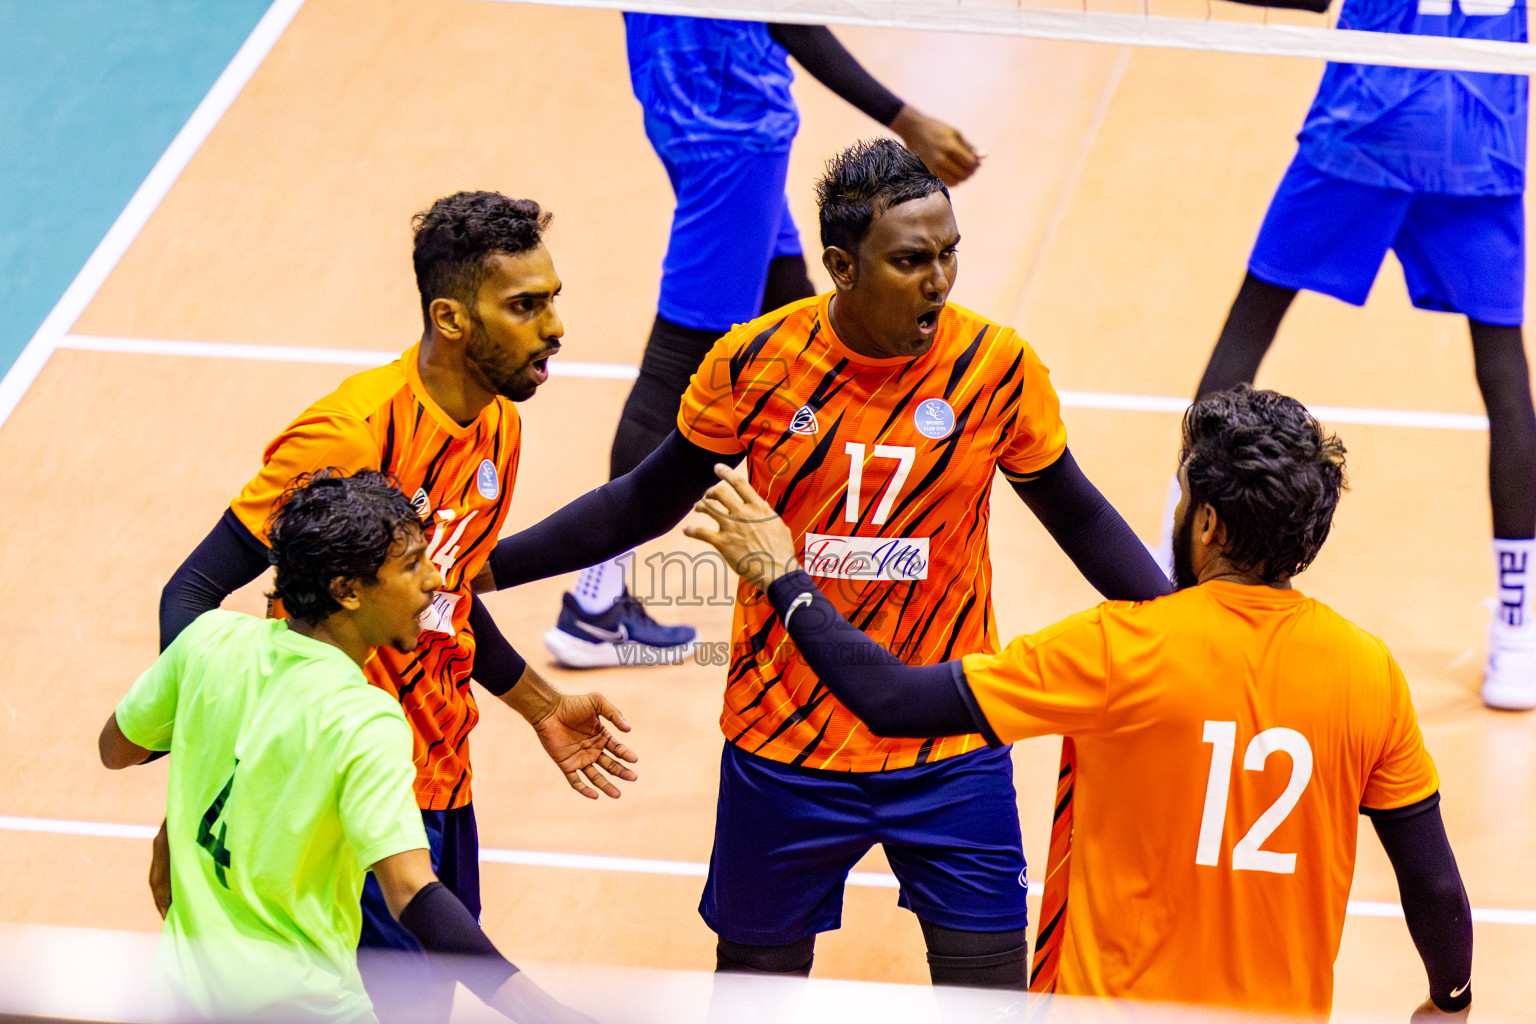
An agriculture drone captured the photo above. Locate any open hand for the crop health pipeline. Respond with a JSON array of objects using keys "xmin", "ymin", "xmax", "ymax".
[
  {"xmin": 530, "ymin": 691, "xmax": 638, "ymax": 800},
  {"xmin": 683, "ymin": 463, "xmax": 798, "ymax": 592}
]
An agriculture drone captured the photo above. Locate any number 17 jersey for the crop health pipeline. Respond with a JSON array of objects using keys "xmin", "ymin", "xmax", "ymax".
[{"xmin": 678, "ymin": 293, "xmax": 1068, "ymax": 772}]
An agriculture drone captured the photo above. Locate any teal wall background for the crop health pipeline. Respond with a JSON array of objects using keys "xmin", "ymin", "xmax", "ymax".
[{"xmin": 0, "ymin": 0, "xmax": 271, "ymax": 372}]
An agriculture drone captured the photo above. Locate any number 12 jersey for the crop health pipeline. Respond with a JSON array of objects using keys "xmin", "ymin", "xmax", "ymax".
[{"xmin": 961, "ymin": 581, "xmax": 1440, "ymax": 1015}]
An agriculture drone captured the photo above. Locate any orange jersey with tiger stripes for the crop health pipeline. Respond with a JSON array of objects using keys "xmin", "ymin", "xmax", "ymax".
[
  {"xmin": 230, "ymin": 344, "xmax": 521, "ymax": 811},
  {"xmin": 960, "ymin": 581, "xmax": 1440, "ymax": 1016},
  {"xmin": 678, "ymin": 293, "xmax": 1068, "ymax": 772}
]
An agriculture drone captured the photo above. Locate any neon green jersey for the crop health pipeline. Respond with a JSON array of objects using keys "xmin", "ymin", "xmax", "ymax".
[{"xmin": 116, "ymin": 610, "xmax": 427, "ymax": 1023}]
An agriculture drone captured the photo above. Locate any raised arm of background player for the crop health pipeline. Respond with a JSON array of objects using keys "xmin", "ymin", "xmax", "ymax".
[
  {"xmin": 765, "ymin": 24, "xmax": 983, "ymax": 186},
  {"xmin": 685, "ymin": 462, "xmax": 1472, "ymax": 1024},
  {"xmin": 100, "ymin": 726, "xmax": 599, "ymax": 1024},
  {"xmin": 160, "ymin": 511, "xmax": 636, "ymax": 801},
  {"xmin": 471, "ymin": 427, "xmax": 1169, "ymax": 604}
]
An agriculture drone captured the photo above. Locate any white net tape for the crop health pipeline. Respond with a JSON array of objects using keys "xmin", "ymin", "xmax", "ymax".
[{"xmin": 487, "ymin": 0, "xmax": 1536, "ymax": 74}]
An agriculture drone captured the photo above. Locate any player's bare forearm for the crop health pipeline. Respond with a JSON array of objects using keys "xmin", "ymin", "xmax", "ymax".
[
  {"xmin": 98, "ymin": 713, "xmax": 156, "ymax": 769},
  {"xmin": 497, "ymin": 665, "xmax": 639, "ymax": 800},
  {"xmin": 149, "ymin": 820, "xmax": 171, "ymax": 919}
]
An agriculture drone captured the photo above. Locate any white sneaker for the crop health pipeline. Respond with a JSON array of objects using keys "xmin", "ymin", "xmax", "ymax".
[{"xmin": 1483, "ymin": 622, "xmax": 1536, "ymax": 711}]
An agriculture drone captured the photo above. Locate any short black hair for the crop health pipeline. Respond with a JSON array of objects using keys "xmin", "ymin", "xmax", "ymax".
[
  {"xmin": 412, "ymin": 191, "xmax": 552, "ymax": 324},
  {"xmin": 267, "ymin": 469, "xmax": 423, "ymax": 621},
  {"xmin": 1181, "ymin": 385, "xmax": 1348, "ymax": 584},
  {"xmin": 816, "ymin": 138, "xmax": 949, "ymax": 253}
]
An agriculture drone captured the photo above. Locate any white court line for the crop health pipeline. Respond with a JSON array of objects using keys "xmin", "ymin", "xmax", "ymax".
[
  {"xmin": 5, "ymin": 814, "xmax": 1534, "ymax": 924},
  {"xmin": 59, "ymin": 334, "xmax": 642, "ymax": 381},
  {"xmin": 0, "ymin": 0, "xmax": 308, "ymax": 434},
  {"xmin": 60, "ymin": 334, "xmax": 1492, "ymax": 432}
]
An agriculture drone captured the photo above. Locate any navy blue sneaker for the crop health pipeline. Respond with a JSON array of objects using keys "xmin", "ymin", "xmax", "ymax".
[{"xmin": 544, "ymin": 591, "xmax": 697, "ymax": 668}]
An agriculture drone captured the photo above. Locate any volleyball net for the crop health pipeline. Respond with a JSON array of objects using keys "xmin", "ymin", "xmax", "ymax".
[{"xmin": 487, "ymin": 0, "xmax": 1535, "ymax": 74}]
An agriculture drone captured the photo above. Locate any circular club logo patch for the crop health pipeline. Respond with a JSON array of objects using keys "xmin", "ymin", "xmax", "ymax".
[
  {"xmin": 476, "ymin": 459, "xmax": 500, "ymax": 500},
  {"xmin": 913, "ymin": 398, "xmax": 955, "ymax": 440}
]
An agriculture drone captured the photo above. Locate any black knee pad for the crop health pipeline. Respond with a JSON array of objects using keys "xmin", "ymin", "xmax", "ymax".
[
  {"xmin": 920, "ymin": 921, "xmax": 1027, "ymax": 989},
  {"xmin": 760, "ymin": 254, "xmax": 815, "ymax": 315},
  {"xmin": 610, "ymin": 315, "xmax": 721, "ymax": 479},
  {"xmin": 715, "ymin": 935, "xmax": 816, "ymax": 977}
]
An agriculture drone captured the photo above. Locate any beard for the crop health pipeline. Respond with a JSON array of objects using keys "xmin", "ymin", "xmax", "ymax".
[
  {"xmin": 465, "ymin": 316, "xmax": 540, "ymax": 403},
  {"xmin": 1171, "ymin": 504, "xmax": 1198, "ymax": 591}
]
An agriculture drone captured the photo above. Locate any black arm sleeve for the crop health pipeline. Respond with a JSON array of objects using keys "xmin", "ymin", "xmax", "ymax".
[
  {"xmin": 1009, "ymin": 449, "xmax": 1173, "ymax": 603},
  {"xmin": 466, "ymin": 595, "xmax": 527, "ymax": 697},
  {"xmin": 1368, "ymin": 795, "xmax": 1473, "ymax": 1013},
  {"xmin": 766, "ymin": 24, "xmax": 905, "ymax": 126},
  {"xmin": 398, "ymin": 881, "xmax": 519, "ymax": 1001},
  {"xmin": 159, "ymin": 508, "xmax": 271, "ymax": 652},
  {"xmin": 764, "ymin": 570, "xmax": 997, "ymax": 741},
  {"xmin": 486, "ymin": 431, "xmax": 741, "ymax": 590}
]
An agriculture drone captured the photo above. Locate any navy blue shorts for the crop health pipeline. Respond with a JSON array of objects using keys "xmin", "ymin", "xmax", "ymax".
[
  {"xmin": 655, "ymin": 147, "xmax": 803, "ymax": 332},
  {"xmin": 700, "ymin": 743, "xmax": 1029, "ymax": 945},
  {"xmin": 359, "ymin": 802, "xmax": 480, "ymax": 944},
  {"xmin": 1250, "ymin": 153, "xmax": 1525, "ymax": 326}
]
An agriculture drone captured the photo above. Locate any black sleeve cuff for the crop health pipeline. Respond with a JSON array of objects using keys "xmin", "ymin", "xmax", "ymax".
[
  {"xmin": 466, "ymin": 595, "xmax": 527, "ymax": 697},
  {"xmin": 950, "ymin": 661, "xmax": 1003, "ymax": 747},
  {"xmin": 399, "ymin": 882, "xmax": 519, "ymax": 1000},
  {"xmin": 1361, "ymin": 791, "xmax": 1440, "ymax": 820}
]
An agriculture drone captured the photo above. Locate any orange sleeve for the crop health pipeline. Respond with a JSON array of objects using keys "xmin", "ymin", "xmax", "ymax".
[
  {"xmin": 228, "ymin": 410, "xmax": 380, "ymax": 544},
  {"xmin": 999, "ymin": 339, "xmax": 1069, "ymax": 480},
  {"xmin": 676, "ymin": 333, "xmax": 746, "ymax": 456},
  {"xmin": 960, "ymin": 605, "xmax": 1111, "ymax": 743},
  {"xmin": 1360, "ymin": 656, "xmax": 1441, "ymax": 812}
]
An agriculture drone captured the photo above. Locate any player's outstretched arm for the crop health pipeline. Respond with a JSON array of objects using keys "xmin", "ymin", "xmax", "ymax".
[
  {"xmin": 1370, "ymin": 798, "xmax": 1473, "ymax": 1019},
  {"xmin": 766, "ymin": 23, "xmax": 983, "ymax": 187},
  {"xmin": 373, "ymin": 849, "xmax": 600, "ymax": 1024},
  {"xmin": 159, "ymin": 510, "xmax": 271, "ymax": 651},
  {"xmin": 1009, "ymin": 449, "xmax": 1172, "ymax": 602},
  {"xmin": 684, "ymin": 463, "xmax": 992, "ymax": 739},
  {"xmin": 475, "ymin": 431, "xmax": 741, "ymax": 593},
  {"xmin": 467, "ymin": 596, "xmax": 637, "ymax": 799}
]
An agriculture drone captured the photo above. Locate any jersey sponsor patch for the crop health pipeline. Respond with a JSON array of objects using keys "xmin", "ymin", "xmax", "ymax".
[
  {"xmin": 914, "ymin": 398, "xmax": 956, "ymax": 440},
  {"xmin": 477, "ymin": 459, "xmax": 500, "ymax": 500},
  {"xmin": 418, "ymin": 590, "xmax": 460, "ymax": 636},
  {"xmin": 803, "ymin": 532, "xmax": 929, "ymax": 581}
]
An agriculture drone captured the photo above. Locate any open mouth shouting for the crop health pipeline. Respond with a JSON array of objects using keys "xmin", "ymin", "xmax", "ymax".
[
  {"xmin": 528, "ymin": 345, "xmax": 560, "ymax": 385},
  {"xmin": 917, "ymin": 305, "xmax": 944, "ymax": 337}
]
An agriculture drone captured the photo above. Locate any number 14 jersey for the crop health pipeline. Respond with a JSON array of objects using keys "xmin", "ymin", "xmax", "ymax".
[
  {"xmin": 961, "ymin": 581, "xmax": 1440, "ymax": 1015},
  {"xmin": 678, "ymin": 292, "xmax": 1068, "ymax": 772}
]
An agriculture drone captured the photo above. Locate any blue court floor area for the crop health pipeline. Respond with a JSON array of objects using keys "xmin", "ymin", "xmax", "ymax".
[{"xmin": 0, "ymin": 0, "xmax": 270, "ymax": 375}]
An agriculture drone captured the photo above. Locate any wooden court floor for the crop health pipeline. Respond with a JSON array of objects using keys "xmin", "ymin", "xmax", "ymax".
[{"xmin": 3, "ymin": 0, "xmax": 1533, "ymax": 1017}]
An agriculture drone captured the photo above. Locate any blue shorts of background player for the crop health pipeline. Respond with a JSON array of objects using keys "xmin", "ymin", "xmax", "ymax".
[
  {"xmin": 357, "ymin": 805, "xmax": 480, "ymax": 1024},
  {"xmin": 700, "ymin": 743, "xmax": 1031, "ymax": 988},
  {"xmin": 656, "ymin": 148, "xmax": 805, "ymax": 332},
  {"xmin": 1250, "ymin": 153, "xmax": 1524, "ymax": 326}
]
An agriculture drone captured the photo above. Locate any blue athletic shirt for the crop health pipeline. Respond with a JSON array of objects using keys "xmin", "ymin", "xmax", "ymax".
[
  {"xmin": 623, "ymin": 14, "xmax": 798, "ymax": 160},
  {"xmin": 1297, "ymin": 0, "xmax": 1527, "ymax": 195}
]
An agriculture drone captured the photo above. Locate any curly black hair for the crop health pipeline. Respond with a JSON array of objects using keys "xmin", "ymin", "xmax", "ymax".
[
  {"xmin": 1180, "ymin": 385, "xmax": 1348, "ymax": 583},
  {"xmin": 266, "ymin": 469, "xmax": 423, "ymax": 621},
  {"xmin": 816, "ymin": 138, "xmax": 949, "ymax": 254},
  {"xmin": 412, "ymin": 191, "xmax": 552, "ymax": 326}
]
